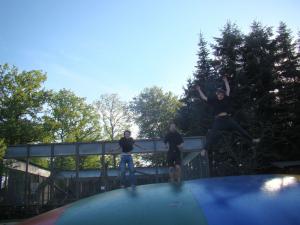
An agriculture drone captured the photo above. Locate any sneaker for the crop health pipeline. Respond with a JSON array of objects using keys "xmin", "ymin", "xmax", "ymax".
[{"xmin": 120, "ymin": 185, "xmax": 125, "ymax": 188}]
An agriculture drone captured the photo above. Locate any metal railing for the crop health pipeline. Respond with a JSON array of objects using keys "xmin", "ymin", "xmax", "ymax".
[{"xmin": 1, "ymin": 136, "xmax": 208, "ymax": 219}]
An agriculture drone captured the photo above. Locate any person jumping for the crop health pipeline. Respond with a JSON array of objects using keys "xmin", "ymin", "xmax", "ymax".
[
  {"xmin": 195, "ymin": 76, "xmax": 260, "ymax": 157},
  {"xmin": 164, "ymin": 122, "xmax": 184, "ymax": 183}
]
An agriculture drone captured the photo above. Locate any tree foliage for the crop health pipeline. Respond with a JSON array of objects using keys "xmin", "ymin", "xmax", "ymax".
[
  {"xmin": 0, "ymin": 21, "xmax": 299, "ymax": 176},
  {"xmin": 0, "ymin": 138, "xmax": 6, "ymax": 162},
  {"xmin": 131, "ymin": 86, "xmax": 181, "ymax": 138},
  {"xmin": 94, "ymin": 94, "xmax": 132, "ymax": 141},
  {"xmin": 0, "ymin": 64, "xmax": 49, "ymax": 145},
  {"xmin": 43, "ymin": 89, "xmax": 101, "ymax": 143},
  {"xmin": 42, "ymin": 89, "xmax": 101, "ymax": 170},
  {"xmin": 178, "ymin": 21, "xmax": 300, "ymax": 176}
]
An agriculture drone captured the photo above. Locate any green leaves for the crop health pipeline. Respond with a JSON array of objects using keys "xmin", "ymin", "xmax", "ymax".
[
  {"xmin": 131, "ymin": 86, "xmax": 181, "ymax": 138},
  {"xmin": 43, "ymin": 89, "xmax": 101, "ymax": 143},
  {"xmin": 94, "ymin": 94, "xmax": 132, "ymax": 141},
  {"xmin": 0, "ymin": 64, "xmax": 49, "ymax": 145},
  {"xmin": 0, "ymin": 138, "xmax": 6, "ymax": 162},
  {"xmin": 179, "ymin": 21, "xmax": 300, "ymax": 175}
]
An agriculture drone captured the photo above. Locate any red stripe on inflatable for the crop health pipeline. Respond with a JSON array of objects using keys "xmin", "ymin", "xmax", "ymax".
[{"xmin": 18, "ymin": 206, "xmax": 67, "ymax": 225}]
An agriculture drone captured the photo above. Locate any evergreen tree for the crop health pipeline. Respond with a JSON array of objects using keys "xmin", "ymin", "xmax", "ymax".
[
  {"xmin": 242, "ymin": 22, "xmax": 276, "ymax": 117},
  {"xmin": 209, "ymin": 22, "xmax": 262, "ymax": 175},
  {"xmin": 297, "ymin": 32, "xmax": 300, "ymax": 70},
  {"xmin": 212, "ymin": 22, "xmax": 243, "ymax": 78},
  {"xmin": 211, "ymin": 22, "xmax": 248, "ymax": 119},
  {"xmin": 178, "ymin": 21, "xmax": 300, "ymax": 176},
  {"xmin": 177, "ymin": 33, "xmax": 215, "ymax": 136},
  {"xmin": 272, "ymin": 22, "xmax": 300, "ymax": 160}
]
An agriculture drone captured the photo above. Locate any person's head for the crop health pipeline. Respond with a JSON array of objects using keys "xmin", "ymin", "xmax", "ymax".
[
  {"xmin": 169, "ymin": 122, "xmax": 177, "ymax": 132},
  {"xmin": 216, "ymin": 88, "xmax": 226, "ymax": 100},
  {"xmin": 124, "ymin": 130, "xmax": 131, "ymax": 138}
]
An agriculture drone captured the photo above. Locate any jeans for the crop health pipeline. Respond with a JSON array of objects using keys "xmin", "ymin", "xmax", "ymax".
[
  {"xmin": 205, "ymin": 116, "xmax": 253, "ymax": 150},
  {"xmin": 119, "ymin": 154, "xmax": 135, "ymax": 186}
]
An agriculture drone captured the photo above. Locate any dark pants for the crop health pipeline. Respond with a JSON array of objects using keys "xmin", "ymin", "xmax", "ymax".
[
  {"xmin": 167, "ymin": 150, "xmax": 181, "ymax": 167},
  {"xmin": 204, "ymin": 116, "xmax": 253, "ymax": 150}
]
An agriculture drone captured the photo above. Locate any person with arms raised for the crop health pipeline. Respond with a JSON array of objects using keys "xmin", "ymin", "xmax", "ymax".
[{"xmin": 195, "ymin": 76, "xmax": 260, "ymax": 157}]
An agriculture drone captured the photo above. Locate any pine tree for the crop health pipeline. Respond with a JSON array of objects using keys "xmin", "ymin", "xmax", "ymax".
[
  {"xmin": 272, "ymin": 22, "xmax": 300, "ymax": 160},
  {"xmin": 177, "ymin": 33, "xmax": 215, "ymax": 136},
  {"xmin": 238, "ymin": 22, "xmax": 277, "ymax": 167},
  {"xmin": 178, "ymin": 21, "xmax": 300, "ymax": 176},
  {"xmin": 241, "ymin": 21, "xmax": 276, "ymax": 131},
  {"xmin": 242, "ymin": 21, "xmax": 276, "ymax": 114},
  {"xmin": 211, "ymin": 22, "xmax": 248, "ymax": 119},
  {"xmin": 210, "ymin": 22, "xmax": 259, "ymax": 176},
  {"xmin": 212, "ymin": 22, "xmax": 243, "ymax": 77},
  {"xmin": 297, "ymin": 32, "xmax": 300, "ymax": 71}
]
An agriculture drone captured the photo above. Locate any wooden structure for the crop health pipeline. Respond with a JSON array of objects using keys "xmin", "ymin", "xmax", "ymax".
[{"xmin": 1, "ymin": 136, "xmax": 208, "ymax": 218}]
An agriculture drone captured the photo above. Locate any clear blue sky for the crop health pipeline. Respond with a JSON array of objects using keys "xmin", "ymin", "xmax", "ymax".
[{"xmin": 1, "ymin": 0, "xmax": 299, "ymax": 102}]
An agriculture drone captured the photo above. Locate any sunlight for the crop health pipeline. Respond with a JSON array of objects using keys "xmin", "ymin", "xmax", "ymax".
[{"xmin": 261, "ymin": 176, "xmax": 297, "ymax": 193}]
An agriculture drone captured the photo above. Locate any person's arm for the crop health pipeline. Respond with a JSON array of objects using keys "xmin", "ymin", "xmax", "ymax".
[
  {"xmin": 177, "ymin": 135, "xmax": 184, "ymax": 149},
  {"xmin": 111, "ymin": 145, "xmax": 121, "ymax": 152},
  {"xmin": 223, "ymin": 76, "xmax": 230, "ymax": 96},
  {"xmin": 195, "ymin": 85, "xmax": 208, "ymax": 101}
]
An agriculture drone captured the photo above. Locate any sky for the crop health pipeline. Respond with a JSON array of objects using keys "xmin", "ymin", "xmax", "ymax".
[{"xmin": 0, "ymin": 0, "xmax": 299, "ymax": 103}]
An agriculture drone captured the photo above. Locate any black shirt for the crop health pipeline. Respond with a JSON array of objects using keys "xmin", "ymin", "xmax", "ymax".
[
  {"xmin": 207, "ymin": 95, "xmax": 231, "ymax": 116},
  {"xmin": 164, "ymin": 131, "xmax": 184, "ymax": 152},
  {"xmin": 119, "ymin": 137, "xmax": 135, "ymax": 153}
]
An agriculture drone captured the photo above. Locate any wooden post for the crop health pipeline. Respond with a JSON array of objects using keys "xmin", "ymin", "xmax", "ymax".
[
  {"xmin": 41, "ymin": 176, "xmax": 45, "ymax": 206},
  {"xmin": 75, "ymin": 143, "xmax": 80, "ymax": 200},
  {"xmin": 101, "ymin": 143, "xmax": 106, "ymax": 191},
  {"xmin": 205, "ymin": 151, "xmax": 210, "ymax": 177},
  {"xmin": 28, "ymin": 173, "xmax": 31, "ymax": 205},
  {"xmin": 50, "ymin": 144, "xmax": 54, "ymax": 201},
  {"xmin": 24, "ymin": 145, "xmax": 30, "ymax": 207},
  {"xmin": 154, "ymin": 140, "xmax": 159, "ymax": 183},
  {"xmin": 204, "ymin": 136, "xmax": 210, "ymax": 177}
]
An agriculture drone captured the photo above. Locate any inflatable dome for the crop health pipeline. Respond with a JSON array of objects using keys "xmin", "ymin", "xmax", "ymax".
[{"xmin": 19, "ymin": 174, "xmax": 300, "ymax": 225}]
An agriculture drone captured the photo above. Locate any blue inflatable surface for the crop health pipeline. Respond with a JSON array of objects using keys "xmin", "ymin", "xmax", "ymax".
[
  {"xmin": 188, "ymin": 174, "xmax": 300, "ymax": 225},
  {"xmin": 19, "ymin": 174, "xmax": 300, "ymax": 225}
]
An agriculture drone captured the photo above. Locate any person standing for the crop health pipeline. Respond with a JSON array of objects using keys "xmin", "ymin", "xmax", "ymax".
[
  {"xmin": 164, "ymin": 123, "xmax": 184, "ymax": 183},
  {"xmin": 195, "ymin": 76, "xmax": 260, "ymax": 157},
  {"xmin": 115, "ymin": 130, "xmax": 145, "ymax": 188}
]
